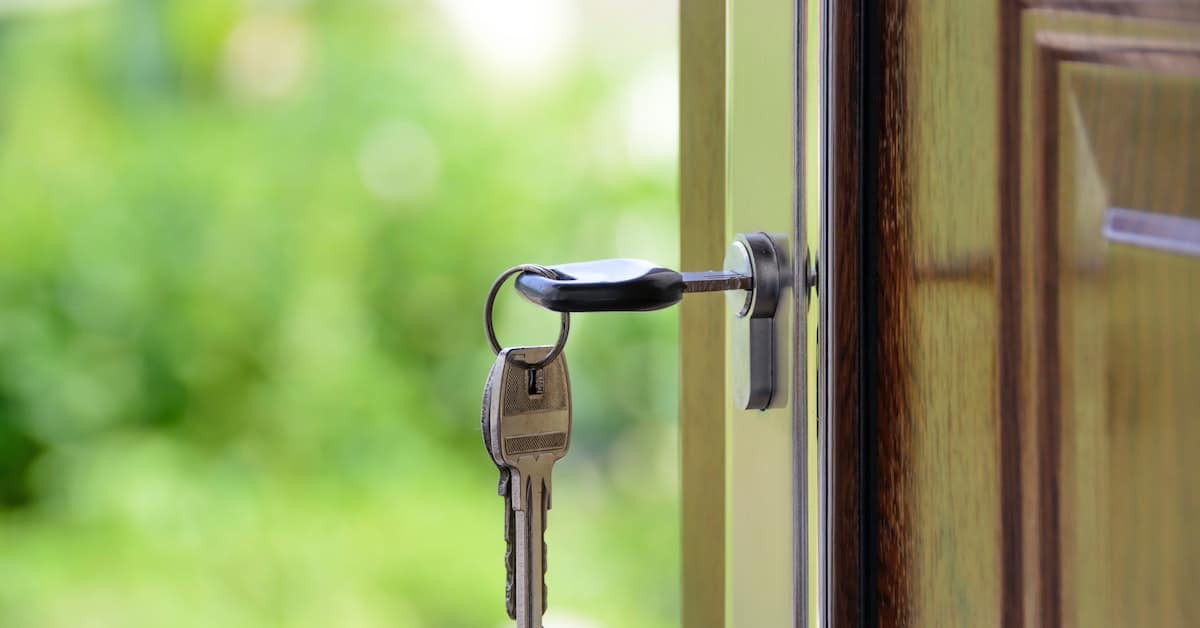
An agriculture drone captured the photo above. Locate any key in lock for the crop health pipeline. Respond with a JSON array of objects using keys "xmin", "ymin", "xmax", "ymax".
[{"xmin": 512, "ymin": 232, "xmax": 808, "ymax": 410}]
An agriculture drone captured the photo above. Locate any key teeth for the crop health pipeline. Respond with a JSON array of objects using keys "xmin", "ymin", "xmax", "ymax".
[
  {"xmin": 502, "ymin": 472, "xmax": 517, "ymax": 620},
  {"xmin": 543, "ymin": 491, "xmax": 549, "ymax": 615},
  {"xmin": 496, "ymin": 467, "xmax": 510, "ymax": 497},
  {"xmin": 505, "ymin": 520, "xmax": 516, "ymax": 619}
]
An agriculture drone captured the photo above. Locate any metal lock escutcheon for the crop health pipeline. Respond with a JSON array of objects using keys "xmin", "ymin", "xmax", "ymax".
[
  {"xmin": 724, "ymin": 232, "xmax": 787, "ymax": 411},
  {"xmin": 508, "ymin": 231, "xmax": 792, "ymax": 411}
]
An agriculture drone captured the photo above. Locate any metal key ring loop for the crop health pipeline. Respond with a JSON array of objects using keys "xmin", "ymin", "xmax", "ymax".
[{"xmin": 484, "ymin": 264, "xmax": 570, "ymax": 369}]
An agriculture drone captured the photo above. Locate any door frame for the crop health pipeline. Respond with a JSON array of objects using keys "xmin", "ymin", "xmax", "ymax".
[{"xmin": 680, "ymin": 0, "xmax": 815, "ymax": 625}]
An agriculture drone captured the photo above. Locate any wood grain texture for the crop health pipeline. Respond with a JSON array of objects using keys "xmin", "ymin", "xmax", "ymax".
[
  {"xmin": 680, "ymin": 4, "xmax": 1200, "ymax": 626},
  {"xmin": 866, "ymin": 0, "xmax": 914, "ymax": 623},
  {"xmin": 825, "ymin": 0, "xmax": 864, "ymax": 624},
  {"xmin": 830, "ymin": 1, "xmax": 1008, "ymax": 625},
  {"xmin": 998, "ymin": 5, "xmax": 1026, "ymax": 628},
  {"xmin": 1026, "ymin": 0, "xmax": 1200, "ymax": 21},
  {"xmin": 874, "ymin": 3, "xmax": 1006, "ymax": 626},
  {"xmin": 679, "ymin": 1, "xmax": 725, "ymax": 625},
  {"xmin": 829, "ymin": 3, "xmax": 1200, "ymax": 626},
  {"xmin": 1018, "ymin": 10, "xmax": 1200, "ymax": 626},
  {"xmin": 864, "ymin": 1, "xmax": 907, "ymax": 624}
]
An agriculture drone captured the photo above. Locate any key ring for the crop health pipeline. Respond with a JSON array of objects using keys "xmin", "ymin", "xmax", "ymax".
[{"xmin": 484, "ymin": 264, "xmax": 570, "ymax": 369}]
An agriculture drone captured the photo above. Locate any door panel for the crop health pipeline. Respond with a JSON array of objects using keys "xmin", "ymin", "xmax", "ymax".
[
  {"xmin": 1024, "ymin": 12, "xmax": 1200, "ymax": 626},
  {"xmin": 824, "ymin": 3, "xmax": 1200, "ymax": 626},
  {"xmin": 680, "ymin": 0, "xmax": 811, "ymax": 625},
  {"xmin": 726, "ymin": 0, "xmax": 805, "ymax": 624},
  {"xmin": 824, "ymin": 2, "xmax": 1006, "ymax": 624}
]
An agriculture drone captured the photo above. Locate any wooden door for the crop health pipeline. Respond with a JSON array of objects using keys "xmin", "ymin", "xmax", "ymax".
[{"xmin": 823, "ymin": 2, "xmax": 1200, "ymax": 626}]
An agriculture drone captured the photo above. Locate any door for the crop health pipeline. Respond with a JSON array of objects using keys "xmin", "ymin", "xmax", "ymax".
[
  {"xmin": 823, "ymin": 2, "xmax": 1200, "ymax": 626},
  {"xmin": 680, "ymin": 0, "xmax": 819, "ymax": 626}
]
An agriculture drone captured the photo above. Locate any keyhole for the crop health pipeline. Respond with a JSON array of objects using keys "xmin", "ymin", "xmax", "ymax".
[{"xmin": 527, "ymin": 367, "xmax": 545, "ymax": 396}]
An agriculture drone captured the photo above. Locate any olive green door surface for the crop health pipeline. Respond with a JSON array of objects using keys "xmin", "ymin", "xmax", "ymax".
[{"xmin": 680, "ymin": 0, "xmax": 818, "ymax": 626}]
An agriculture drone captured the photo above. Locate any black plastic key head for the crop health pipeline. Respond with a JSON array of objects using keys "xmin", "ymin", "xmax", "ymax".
[{"xmin": 514, "ymin": 259, "xmax": 684, "ymax": 312}]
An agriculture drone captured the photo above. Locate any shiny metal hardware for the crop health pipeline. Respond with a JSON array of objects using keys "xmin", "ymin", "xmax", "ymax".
[
  {"xmin": 505, "ymin": 231, "xmax": 808, "ymax": 411},
  {"xmin": 513, "ymin": 259, "xmax": 750, "ymax": 312},
  {"xmin": 725, "ymin": 232, "xmax": 788, "ymax": 411},
  {"xmin": 485, "ymin": 264, "xmax": 571, "ymax": 369},
  {"xmin": 1104, "ymin": 207, "xmax": 1200, "ymax": 257},
  {"xmin": 681, "ymin": 270, "xmax": 754, "ymax": 293}
]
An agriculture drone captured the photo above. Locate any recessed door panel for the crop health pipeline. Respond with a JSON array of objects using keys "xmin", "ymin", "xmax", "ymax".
[
  {"xmin": 1031, "ymin": 23, "xmax": 1200, "ymax": 626},
  {"xmin": 823, "ymin": 4, "xmax": 1200, "ymax": 626}
]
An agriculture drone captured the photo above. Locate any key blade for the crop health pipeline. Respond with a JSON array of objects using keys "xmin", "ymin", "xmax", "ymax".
[
  {"xmin": 514, "ymin": 469, "xmax": 550, "ymax": 628},
  {"xmin": 679, "ymin": 270, "xmax": 752, "ymax": 293},
  {"xmin": 504, "ymin": 480, "xmax": 517, "ymax": 620}
]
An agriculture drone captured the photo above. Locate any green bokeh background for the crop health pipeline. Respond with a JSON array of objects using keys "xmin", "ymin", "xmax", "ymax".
[{"xmin": 0, "ymin": 1, "xmax": 680, "ymax": 626}]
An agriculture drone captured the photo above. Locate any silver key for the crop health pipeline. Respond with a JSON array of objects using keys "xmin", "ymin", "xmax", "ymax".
[
  {"xmin": 481, "ymin": 357, "xmax": 518, "ymax": 619},
  {"xmin": 483, "ymin": 345, "xmax": 571, "ymax": 628}
]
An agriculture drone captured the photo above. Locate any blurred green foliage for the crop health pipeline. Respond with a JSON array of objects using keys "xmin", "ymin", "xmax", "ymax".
[{"xmin": 0, "ymin": 1, "xmax": 679, "ymax": 626}]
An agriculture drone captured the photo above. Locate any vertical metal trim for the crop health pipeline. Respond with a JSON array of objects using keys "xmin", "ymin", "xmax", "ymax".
[
  {"xmin": 817, "ymin": 0, "xmax": 833, "ymax": 624},
  {"xmin": 792, "ymin": 0, "xmax": 809, "ymax": 625}
]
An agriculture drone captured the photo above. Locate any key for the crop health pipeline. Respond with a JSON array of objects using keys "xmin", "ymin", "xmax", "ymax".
[
  {"xmin": 481, "ymin": 356, "xmax": 518, "ymax": 619},
  {"xmin": 483, "ymin": 345, "xmax": 571, "ymax": 628},
  {"xmin": 513, "ymin": 258, "xmax": 752, "ymax": 312}
]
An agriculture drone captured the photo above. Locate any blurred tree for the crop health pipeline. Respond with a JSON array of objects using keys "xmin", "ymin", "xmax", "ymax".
[{"xmin": 0, "ymin": 0, "xmax": 679, "ymax": 625}]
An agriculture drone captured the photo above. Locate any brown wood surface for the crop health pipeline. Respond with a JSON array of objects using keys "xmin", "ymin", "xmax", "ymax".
[
  {"xmin": 827, "ymin": 2, "xmax": 1200, "ymax": 626},
  {"xmin": 825, "ymin": 0, "xmax": 864, "ymax": 624},
  {"xmin": 999, "ymin": 4, "xmax": 1028, "ymax": 626},
  {"xmin": 876, "ymin": 3, "xmax": 1005, "ymax": 626},
  {"xmin": 828, "ymin": 2, "xmax": 1005, "ymax": 625},
  {"xmin": 1022, "ymin": 10, "xmax": 1200, "ymax": 627}
]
